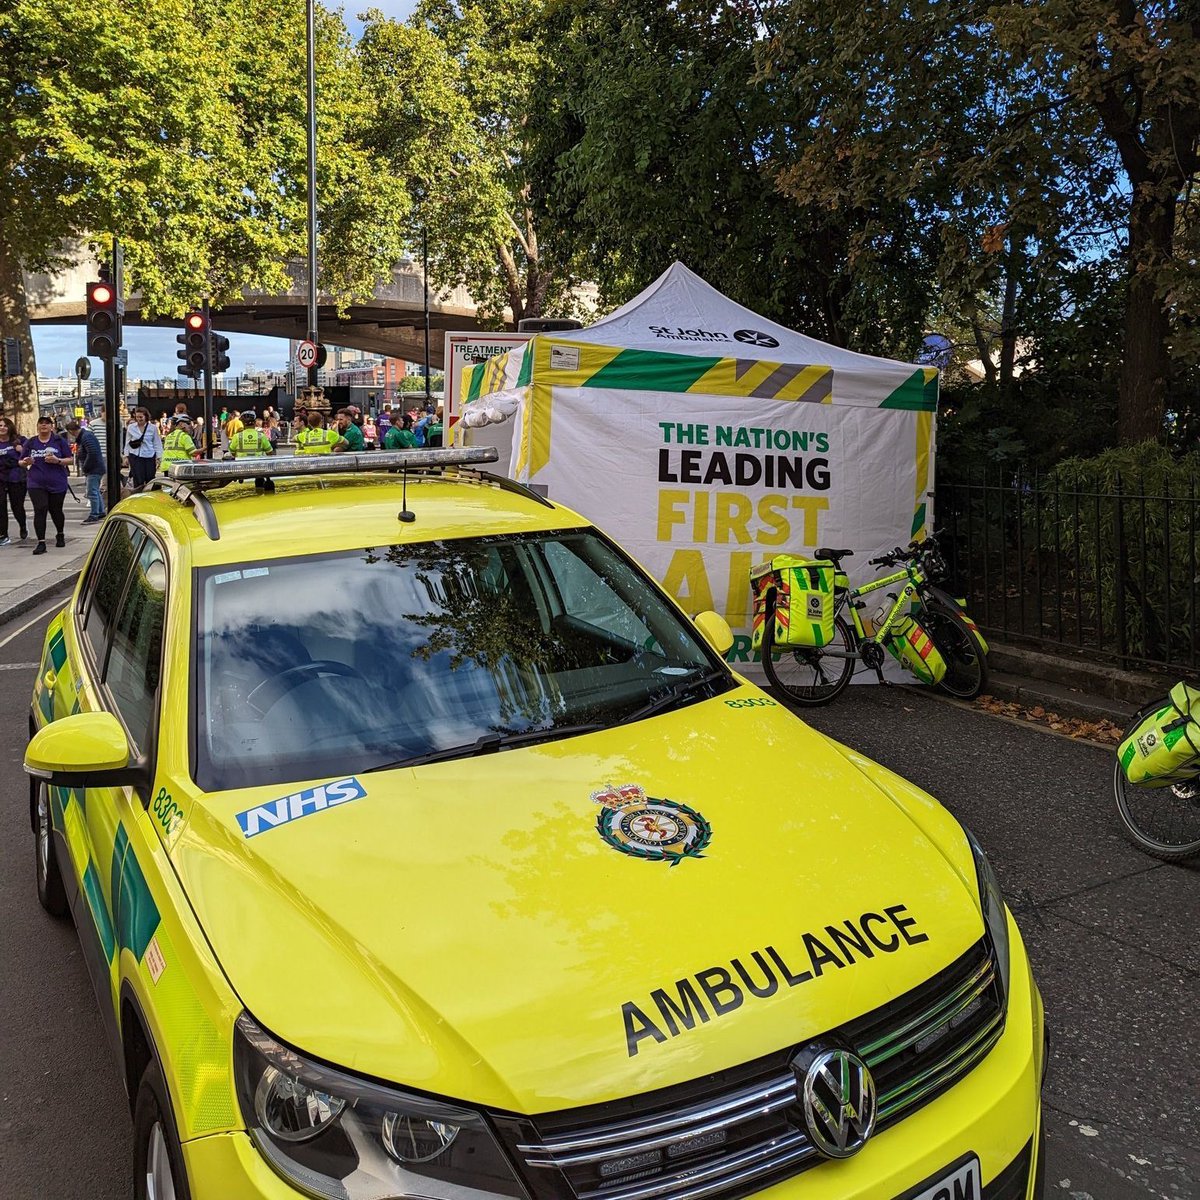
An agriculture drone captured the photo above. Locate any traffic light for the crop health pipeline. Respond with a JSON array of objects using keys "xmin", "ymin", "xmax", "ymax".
[
  {"xmin": 176, "ymin": 324, "xmax": 196, "ymax": 378},
  {"xmin": 86, "ymin": 281, "xmax": 121, "ymax": 358},
  {"xmin": 177, "ymin": 311, "xmax": 208, "ymax": 377},
  {"xmin": 211, "ymin": 333, "xmax": 231, "ymax": 375}
]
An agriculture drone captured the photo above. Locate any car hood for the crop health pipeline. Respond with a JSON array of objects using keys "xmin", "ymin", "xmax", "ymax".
[{"xmin": 172, "ymin": 687, "xmax": 984, "ymax": 1114}]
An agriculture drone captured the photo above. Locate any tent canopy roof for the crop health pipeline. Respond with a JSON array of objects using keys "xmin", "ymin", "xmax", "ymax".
[
  {"xmin": 461, "ymin": 262, "xmax": 936, "ymax": 413},
  {"xmin": 572, "ymin": 261, "xmax": 916, "ymax": 374}
]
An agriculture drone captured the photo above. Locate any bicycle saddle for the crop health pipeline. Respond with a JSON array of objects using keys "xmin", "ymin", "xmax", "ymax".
[{"xmin": 816, "ymin": 547, "xmax": 853, "ymax": 560}]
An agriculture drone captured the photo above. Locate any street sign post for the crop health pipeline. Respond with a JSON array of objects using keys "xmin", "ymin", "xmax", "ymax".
[{"xmin": 296, "ymin": 340, "xmax": 318, "ymax": 371}]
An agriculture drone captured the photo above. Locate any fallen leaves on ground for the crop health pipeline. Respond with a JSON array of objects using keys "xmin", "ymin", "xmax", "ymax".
[{"xmin": 972, "ymin": 695, "xmax": 1124, "ymax": 744}]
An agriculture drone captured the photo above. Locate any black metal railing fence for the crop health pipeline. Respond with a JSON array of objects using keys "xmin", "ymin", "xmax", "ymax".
[{"xmin": 935, "ymin": 467, "xmax": 1200, "ymax": 674}]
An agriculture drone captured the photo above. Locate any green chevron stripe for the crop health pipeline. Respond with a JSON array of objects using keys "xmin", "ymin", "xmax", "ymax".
[{"xmin": 582, "ymin": 348, "xmax": 721, "ymax": 393}]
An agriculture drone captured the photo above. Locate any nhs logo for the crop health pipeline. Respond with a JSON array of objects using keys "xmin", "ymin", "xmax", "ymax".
[{"xmin": 236, "ymin": 777, "xmax": 367, "ymax": 839}]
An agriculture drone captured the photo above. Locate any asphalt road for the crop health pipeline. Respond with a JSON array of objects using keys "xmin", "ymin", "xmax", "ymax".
[{"xmin": 0, "ymin": 600, "xmax": 1196, "ymax": 1200}]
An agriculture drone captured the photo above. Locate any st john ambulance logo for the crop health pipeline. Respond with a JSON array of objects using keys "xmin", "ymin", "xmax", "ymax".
[{"xmin": 593, "ymin": 787, "xmax": 711, "ymax": 865}]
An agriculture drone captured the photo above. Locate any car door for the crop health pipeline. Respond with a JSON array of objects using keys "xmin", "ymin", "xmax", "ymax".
[{"xmin": 67, "ymin": 519, "xmax": 168, "ymax": 1059}]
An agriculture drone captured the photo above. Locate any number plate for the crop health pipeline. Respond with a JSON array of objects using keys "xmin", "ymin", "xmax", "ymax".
[{"xmin": 906, "ymin": 1156, "xmax": 980, "ymax": 1200}]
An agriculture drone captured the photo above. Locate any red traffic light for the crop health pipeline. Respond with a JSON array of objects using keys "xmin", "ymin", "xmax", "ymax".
[
  {"xmin": 185, "ymin": 312, "xmax": 206, "ymax": 330},
  {"xmin": 90, "ymin": 284, "xmax": 113, "ymax": 305}
]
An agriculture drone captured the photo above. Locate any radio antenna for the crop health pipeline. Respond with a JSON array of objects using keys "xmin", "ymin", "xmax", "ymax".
[{"xmin": 398, "ymin": 464, "xmax": 416, "ymax": 522}]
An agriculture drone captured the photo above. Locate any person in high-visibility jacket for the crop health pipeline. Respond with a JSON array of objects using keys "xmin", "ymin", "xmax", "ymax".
[
  {"xmin": 229, "ymin": 411, "xmax": 275, "ymax": 459},
  {"xmin": 161, "ymin": 415, "xmax": 198, "ymax": 473},
  {"xmin": 294, "ymin": 411, "xmax": 344, "ymax": 455}
]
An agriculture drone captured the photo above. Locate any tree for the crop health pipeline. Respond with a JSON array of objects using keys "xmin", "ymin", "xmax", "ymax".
[
  {"xmin": 359, "ymin": 1, "xmax": 574, "ymax": 325},
  {"xmin": 760, "ymin": 0, "xmax": 1127, "ymax": 395},
  {"xmin": 991, "ymin": 0, "xmax": 1200, "ymax": 444},
  {"xmin": 520, "ymin": 0, "xmax": 943, "ymax": 355},
  {"xmin": 0, "ymin": 0, "xmax": 406, "ymax": 433}
]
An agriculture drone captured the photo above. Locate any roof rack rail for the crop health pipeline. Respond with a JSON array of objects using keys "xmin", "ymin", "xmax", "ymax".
[
  {"xmin": 167, "ymin": 446, "xmax": 499, "ymax": 487},
  {"xmin": 144, "ymin": 478, "xmax": 221, "ymax": 541},
  {"xmin": 477, "ymin": 471, "xmax": 554, "ymax": 509}
]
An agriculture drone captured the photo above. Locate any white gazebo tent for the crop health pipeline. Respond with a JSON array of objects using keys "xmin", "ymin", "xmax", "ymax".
[{"xmin": 459, "ymin": 263, "xmax": 937, "ymax": 665}]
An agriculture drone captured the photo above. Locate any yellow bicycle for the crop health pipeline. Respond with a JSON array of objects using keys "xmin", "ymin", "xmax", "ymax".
[{"xmin": 761, "ymin": 538, "xmax": 989, "ymax": 706}]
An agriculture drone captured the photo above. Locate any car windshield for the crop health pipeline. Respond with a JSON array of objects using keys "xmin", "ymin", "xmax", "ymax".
[{"xmin": 192, "ymin": 530, "xmax": 728, "ymax": 791}]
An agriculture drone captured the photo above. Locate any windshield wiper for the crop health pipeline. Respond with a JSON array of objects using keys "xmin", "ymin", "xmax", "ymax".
[
  {"xmin": 621, "ymin": 667, "xmax": 730, "ymax": 726},
  {"xmin": 364, "ymin": 723, "xmax": 604, "ymax": 773}
]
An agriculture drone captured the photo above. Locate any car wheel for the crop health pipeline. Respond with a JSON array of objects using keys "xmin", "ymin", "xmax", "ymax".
[
  {"xmin": 133, "ymin": 1058, "xmax": 192, "ymax": 1200},
  {"xmin": 34, "ymin": 784, "xmax": 69, "ymax": 918}
]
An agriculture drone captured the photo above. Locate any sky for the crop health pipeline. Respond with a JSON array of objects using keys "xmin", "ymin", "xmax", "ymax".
[
  {"xmin": 32, "ymin": 0, "xmax": 420, "ymax": 382},
  {"xmin": 32, "ymin": 325, "xmax": 291, "ymax": 382}
]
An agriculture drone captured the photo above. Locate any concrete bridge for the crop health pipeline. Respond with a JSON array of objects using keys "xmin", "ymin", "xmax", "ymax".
[{"xmin": 24, "ymin": 252, "xmax": 499, "ymax": 370}]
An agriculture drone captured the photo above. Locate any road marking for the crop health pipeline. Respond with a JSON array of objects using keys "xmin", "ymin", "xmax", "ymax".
[
  {"xmin": 0, "ymin": 604, "xmax": 62, "ymax": 650},
  {"xmin": 0, "ymin": 662, "xmax": 39, "ymax": 671}
]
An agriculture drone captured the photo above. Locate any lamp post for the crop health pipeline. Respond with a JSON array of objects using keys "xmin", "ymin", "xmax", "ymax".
[
  {"xmin": 305, "ymin": 0, "xmax": 319, "ymax": 393},
  {"xmin": 423, "ymin": 224, "xmax": 431, "ymax": 406}
]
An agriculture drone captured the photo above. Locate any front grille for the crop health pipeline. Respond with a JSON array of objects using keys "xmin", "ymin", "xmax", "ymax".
[{"xmin": 499, "ymin": 939, "xmax": 1003, "ymax": 1200}]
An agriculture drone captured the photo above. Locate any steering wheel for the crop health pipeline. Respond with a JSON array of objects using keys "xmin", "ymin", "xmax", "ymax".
[{"xmin": 247, "ymin": 660, "xmax": 363, "ymax": 715}]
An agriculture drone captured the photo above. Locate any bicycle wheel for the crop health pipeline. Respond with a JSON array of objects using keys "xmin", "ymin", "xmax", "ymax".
[
  {"xmin": 922, "ymin": 603, "xmax": 988, "ymax": 700},
  {"xmin": 762, "ymin": 611, "xmax": 855, "ymax": 707},
  {"xmin": 1113, "ymin": 707, "xmax": 1200, "ymax": 862}
]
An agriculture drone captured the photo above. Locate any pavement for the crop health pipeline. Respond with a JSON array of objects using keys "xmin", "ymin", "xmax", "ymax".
[{"xmin": 0, "ymin": 481, "xmax": 104, "ymax": 622}]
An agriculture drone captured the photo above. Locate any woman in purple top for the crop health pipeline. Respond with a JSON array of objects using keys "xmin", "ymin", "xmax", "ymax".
[
  {"xmin": 19, "ymin": 415, "xmax": 71, "ymax": 555},
  {"xmin": 0, "ymin": 416, "xmax": 28, "ymax": 546}
]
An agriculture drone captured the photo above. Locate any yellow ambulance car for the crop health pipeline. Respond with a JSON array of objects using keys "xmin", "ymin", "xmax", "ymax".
[{"xmin": 25, "ymin": 449, "xmax": 1044, "ymax": 1200}]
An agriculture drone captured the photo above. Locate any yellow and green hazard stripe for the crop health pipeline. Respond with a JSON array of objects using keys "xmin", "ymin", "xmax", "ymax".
[
  {"xmin": 463, "ymin": 337, "xmax": 941, "ymax": 482},
  {"xmin": 464, "ymin": 339, "xmax": 939, "ymax": 409}
]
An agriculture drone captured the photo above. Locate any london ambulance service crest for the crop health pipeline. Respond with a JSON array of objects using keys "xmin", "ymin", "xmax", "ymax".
[{"xmin": 591, "ymin": 783, "xmax": 711, "ymax": 865}]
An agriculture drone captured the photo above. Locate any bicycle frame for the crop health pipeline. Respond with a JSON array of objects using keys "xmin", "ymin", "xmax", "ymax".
[{"xmin": 841, "ymin": 563, "xmax": 927, "ymax": 646}]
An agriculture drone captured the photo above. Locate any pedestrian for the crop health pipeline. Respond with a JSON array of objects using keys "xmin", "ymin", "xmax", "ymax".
[
  {"xmin": 383, "ymin": 413, "xmax": 418, "ymax": 450},
  {"xmin": 161, "ymin": 414, "xmax": 198, "ymax": 471},
  {"xmin": 378, "ymin": 406, "xmax": 393, "ymax": 440},
  {"xmin": 426, "ymin": 407, "xmax": 444, "ymax": 448},
  {"xmin": 363, "ymin": 415, "xmax": 377, "ymax": 448},
  {"xmin": 19, "ymin": 414, "xmax": 71, "ymax": 554},
  {"xmin": 332, "ymin": 408, "xmax": 365, "ymax": 453},
  {"xmin": 229, "ymin": 411, "xmax": 274, "ymax": 458},
  {"xmin": 65, "ymin": 419, "xmax": 106, "ymax": 523},
  {"xmin": 218, "ymin": 405, "xmax": 229, "ymax": 427},
  {"xmin": 225, "ymin": 409, "xmax": 245, "ymax": 440},
  {"xmin": 123, "ymin": 406, "xmax": 163, "ymax": 491},
  {"xmin": 294, "ymin": 410, "xmax": 343, "ymax": 455},
  {"xmin": 0, "ymin": 416, "xmax": 29, "ymax": 545}
]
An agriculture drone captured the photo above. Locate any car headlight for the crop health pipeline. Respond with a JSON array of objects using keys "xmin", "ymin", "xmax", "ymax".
[
  {"xmin": 234, "ymin": 1011, "xmax": 526, "ymax": 1200},
  {"xmin": 964, "ymin": 828, "xmax": 1011, "ymax": 1009}
]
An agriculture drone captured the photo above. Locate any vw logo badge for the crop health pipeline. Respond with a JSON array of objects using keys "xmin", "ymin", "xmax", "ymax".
[{"xmin": 794, "ymin": 1048, "xmax": 877, "ymax": 1159}]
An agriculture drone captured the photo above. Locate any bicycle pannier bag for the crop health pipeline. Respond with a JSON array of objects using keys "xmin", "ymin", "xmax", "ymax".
[
  {"xmin": 1118, "ymin": 682, "xmax": 1200, "ymax": 786},
  {"xmin": 884, "ymin": 614, "xmax": 947, "ymax": 685},
  {"xmin": 750, "ymin": 555, "xmax": 835, "ymax": 650}
]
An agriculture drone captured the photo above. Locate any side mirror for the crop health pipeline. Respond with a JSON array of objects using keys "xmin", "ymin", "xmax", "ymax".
[
  {"xmin": 693, "ymin": 610, "xmax": 734, "ymax": 656},
  {"xmin": 25, "ymin": 712, "xmax": 142, "ymax": 788}
]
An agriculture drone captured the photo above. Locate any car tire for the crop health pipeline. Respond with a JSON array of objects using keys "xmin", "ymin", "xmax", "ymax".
[
  {"xmin": 133, "ymin": 1058, "xmax": 192, "ymax": 1200},
  {"xmin": 34, "ymin": 783, "xmax": 69, "ymax": 918}
]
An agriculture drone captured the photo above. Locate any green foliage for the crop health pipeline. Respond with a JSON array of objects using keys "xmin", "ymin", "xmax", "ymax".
[
  {"xmin": 520, "ymin": 0, "xmax": 1197, "ymax": 450},
  {"xmin": 359, "ymin": 1, "xmax": 572, "ymax": 323},
  {"xmin": 938, "ymin": 256, "xmax": 1126, "ymax": 475},
  {"xmin": 1046, "ymin": 443, "xmax": 1200, "ymax": 665},
  {"xmin": 0, "ymin": 0, "xmax": 403, "ymax": 313},
  {"xmin": 395, "ymin": 375, "xmax": 445, "ymax": 393},
  {"xmin": 522, "ymin": 0, "xmax": 931, "ymax": 354}
]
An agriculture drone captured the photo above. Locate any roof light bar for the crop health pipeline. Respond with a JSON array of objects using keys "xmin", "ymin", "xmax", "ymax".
[{"xmin": 167, "ymin": 447, "xmax": 499, "ymax": 483}]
